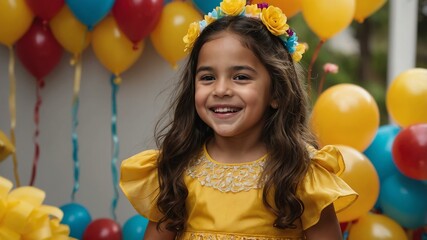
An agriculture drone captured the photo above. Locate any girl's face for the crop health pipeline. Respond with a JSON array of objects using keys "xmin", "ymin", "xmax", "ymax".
[{"xmin": 194, "ymin": 32, "xmax": 275, "ymax": 140}]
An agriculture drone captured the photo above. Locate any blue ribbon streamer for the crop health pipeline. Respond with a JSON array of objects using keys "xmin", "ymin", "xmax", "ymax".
[
  {"xmin": 110, "ymin": 75, "xmax": 120, "ymax": 220},
  {"xmin": 71, "ymin": 97, "xmax": 80, "ymax": 202}
]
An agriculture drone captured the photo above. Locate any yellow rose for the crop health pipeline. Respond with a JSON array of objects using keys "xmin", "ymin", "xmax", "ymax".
[
  {"xmin": 260, "ymin": 6, "xmax": 289, "ymax": 36},
  {"xmin": 183, "ymin": 21, "xmax": 201, "ymax": 53},
  {"xmin": 292, "ymin": 43, "xmax": 306, "ymax": 62},
  {"xmin": 245, "ymin": 4, "xmax": 261, "ymax": 17},
  {"xmin": 220, "ymin": 0, "xmax": 246, "ymax": 16}
]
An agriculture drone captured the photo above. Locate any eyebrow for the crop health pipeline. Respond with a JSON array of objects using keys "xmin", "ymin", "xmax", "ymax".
[{"xmin": 196, "ymin": 65, "xmax": 257, "ymax": 74}]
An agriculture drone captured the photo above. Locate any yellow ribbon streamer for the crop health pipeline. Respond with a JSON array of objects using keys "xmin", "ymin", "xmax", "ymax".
[
  {"xmin": 0, "ymin": 176, "xmax": 75, "ymax": 240},
  {"xmin": 73, "ymin": 55, "xmax": 82, "ymax": 100},
  {"xmin": 8, "ymin": 46, "xmax": 21, "ymax": 187}
]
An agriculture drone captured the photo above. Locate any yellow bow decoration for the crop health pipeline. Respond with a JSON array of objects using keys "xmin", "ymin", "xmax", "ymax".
[
  {"xmin": 0, "ymin": 130, "xmax": 15, "ymax": 163},
  {"xmin": 0, "ymin": 176, "xmax": 76, "ymax": 240}
]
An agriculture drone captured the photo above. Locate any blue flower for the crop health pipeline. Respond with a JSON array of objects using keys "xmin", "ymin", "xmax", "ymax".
[{"xmin": 281, "ymin": 34, "xmax": 298, "ymax": 54}]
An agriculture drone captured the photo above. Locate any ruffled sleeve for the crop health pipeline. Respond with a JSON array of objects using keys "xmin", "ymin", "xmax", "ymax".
[
  {"xmin": 119, "ymin": 149, "xmax": 163, "ymax": 222},
  {"xmin": 297, "ymin": 145, "xmax": 358, "ymax": 230}
]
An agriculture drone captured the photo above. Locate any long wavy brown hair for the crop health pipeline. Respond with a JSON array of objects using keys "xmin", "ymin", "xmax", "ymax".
[{"xmin": 154, "ymin": 16, "xmax": 317, "ymax": 233}]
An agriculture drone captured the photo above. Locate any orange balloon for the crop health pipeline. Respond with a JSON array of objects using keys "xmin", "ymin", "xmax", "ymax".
[
  {"xmin": 310, "ymin": 84, "xmax": 380, "ymax": 152},
  {"xmin": 150, "ymin": 1, "xmax": 201, "ymax": 68},
  {"xmin": 335, "ymin": 145, "xmax": 379, "ymax": 223},
  {"xmin": 0, "ymin": 0, "xmax": 34, "ymax": 46},
  {"xmin": 354, "ymin": 0, "xmax": 387, "ymax": 23},
  {"xmin": 302, "ymin": 0, "xmax": 355, "ymax": 40},
  {"xmin": 348, "ymin": 213, "xmax": 408, "ymax": 240},
  {"xmin": 251, "ymin": 0, "xmax": 302, "ymax": 18},
  {"xmin": 92, "ymin": 15, "xmax": 144, "ymax": 77},
  {"xmin": 386, "ymin": 68, "xmax": 427, "ymax": 128},
  {"xmin": 50, "ymin": 6, "xmax": 92, "ymax": 56}
]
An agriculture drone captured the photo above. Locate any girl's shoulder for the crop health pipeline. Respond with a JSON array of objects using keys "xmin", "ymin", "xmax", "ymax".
[
  {"xmin": 121, "ymin": 149, "xmax": 159, "ymax": 168},
  {"xmin": 297, "ymin": 145, "xmax": 358, "ymax": 230},
  {"xmin": 119, "ymin": 149, "xmax": 163, "ymax": 221},
  {"xmin": 306, "ymin": 145, "xmax": 345, "ymax": 175}
]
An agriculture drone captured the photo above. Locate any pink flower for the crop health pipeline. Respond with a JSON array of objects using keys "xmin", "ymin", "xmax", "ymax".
[{"xmin": 323, "ymin": 63, "xmax": 339, "ymax": 74}]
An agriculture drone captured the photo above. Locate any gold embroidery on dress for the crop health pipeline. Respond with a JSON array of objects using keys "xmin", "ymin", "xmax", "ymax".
[
  {"xmin": 180, "ymin": 232, "xmax": 304, "ymax": 240},
  {"xmin": 186, "ymin": 154, "xmax": 266, "ymax": 193}
]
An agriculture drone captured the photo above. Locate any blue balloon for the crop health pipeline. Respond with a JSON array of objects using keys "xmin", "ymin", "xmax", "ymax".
[
  {"xmin": 192, "ymin": 0, "xmax": 222, "ymax": 14},
  {"xmin": 65, "ymin": 0, "xmax": 115, "ymax": 30},
  {"xmin": 364, "ymin": 124, "xmax": 401, "ymax": 181},
  {"xmin": 60, "ymin": 202, "xmax": 92, "ymax": 239},
  {"xmin": 164, "ymin": 0, "xmax": 172, "ymax": 5},
  {"xmin": 379, "ymin": 174, "xmax": 427, "ymax": 229},
  {"xmin": 122, "ymin": 215, "xmax": 149, "ymax": 240}
]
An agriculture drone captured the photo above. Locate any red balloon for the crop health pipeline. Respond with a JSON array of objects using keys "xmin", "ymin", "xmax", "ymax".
[
  {"xmin": 25, "ymin": 0, "xmax": 64, "ymax": 22},
  {"xmin": 83, "ymin": 218, "xmax": 122, "ymax": 240},
  {"xmin": 15, "ymin": 18, "xmax": 63, "ymax": 81},
  {"xmin": 392, "ymin": 123, "xmax": 427, "ymax": 180},
  {"xmin": 112, "ymin": 0, "xmax": 163, "ymax": 46}
]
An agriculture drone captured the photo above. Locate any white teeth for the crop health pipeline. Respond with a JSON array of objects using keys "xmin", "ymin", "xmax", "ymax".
[{"xmin": 213, "ymin": 107, "xmax": 239, "ymax": 113}]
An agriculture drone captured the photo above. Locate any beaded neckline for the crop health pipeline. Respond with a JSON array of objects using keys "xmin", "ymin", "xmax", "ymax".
[{"xmin": 186, "ymin": 147, "xmax": 267, "ymax": 193}]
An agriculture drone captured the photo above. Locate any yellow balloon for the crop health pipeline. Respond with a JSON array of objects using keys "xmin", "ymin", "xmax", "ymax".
[
  {"xmin": 50, "ymin": 6, "xmax": 91, "ymax": 56},
  {"xmin": 386, "ymin": 68, "xmax": 427, "ymax": 128},
  {"xmin": 348, "ymin": 213, "xmax": 408, "ymax": 240},
  {"xmin": 150, "ymin": 2, "xmax": 201, "ymax": 68},
  {"xmin": 310, "ymin": 84, "xmax": 379, "ymax": 152},
  {"xmin": 335, "ymin": 145, "xmax": 380, "ymax": 222},
  {"xmin": 92, "ymin": 15, "xmax": 144, "ymax": 77},
  {"xmin": 354, "ymin": 0, "xmax": 387, "ymax": 23},
  {"xmin": 0, "ymin": 0, "xmax": 34, "ymax": 46},
  {"xmin": 302, "ymin": 0, "xmax": 355, "ymax": 41},
  {"xmin": 252, "ymin": 0, "xmax": 302, "ymax": 18}
]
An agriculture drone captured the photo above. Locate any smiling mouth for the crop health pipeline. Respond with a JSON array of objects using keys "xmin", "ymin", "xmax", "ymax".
[{"xmin": 210, "ymin": 107, "xmax": 242, "ymax": 113}]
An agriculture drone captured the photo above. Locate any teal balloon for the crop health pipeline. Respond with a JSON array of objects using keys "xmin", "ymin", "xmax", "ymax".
[
  {"xmin": 65, "ymin": 0, "xmax": 115, "ymax": 30},
  {"xmin": 364, "ymin": 124, "xmax": 401, "ymax": 181},
  {"xmin": 379, "ymin": 174, "xmax": 427, "ymax": 229},
  {"xmin": 164, "ymin": 0, "xmax": 172, "ymax": 5},
  {"xmin": 122, "ymin": 215, "xmax": 149, "ymax": 240},
  {"xmin": 60, "ymin": 203, "xmax": 92, "ymax": 239},
  {"xmin": 192, "ymin": 0, "xmax": 222, "ymax": 14}
]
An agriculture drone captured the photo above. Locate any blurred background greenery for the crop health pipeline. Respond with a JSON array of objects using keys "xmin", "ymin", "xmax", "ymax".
[{"xmin": 289, "ymin": 0, "xmax": 426, "ymax": 125}]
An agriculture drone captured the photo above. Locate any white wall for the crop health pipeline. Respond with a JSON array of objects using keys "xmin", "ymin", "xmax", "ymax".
[{"xmin": 0, "ymin": 40, "xmax": 180, "ymax": 225}]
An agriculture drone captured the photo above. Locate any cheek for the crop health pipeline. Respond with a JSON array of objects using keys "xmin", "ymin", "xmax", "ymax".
[{"xmin": 194, "ymin": 89, "xmax": 206, "ymax": 111}]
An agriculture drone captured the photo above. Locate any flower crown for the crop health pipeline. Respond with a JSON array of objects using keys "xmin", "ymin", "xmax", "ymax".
[{"xmin": 183, "ymin": 0, "xmax": 306, "ymax": 62}]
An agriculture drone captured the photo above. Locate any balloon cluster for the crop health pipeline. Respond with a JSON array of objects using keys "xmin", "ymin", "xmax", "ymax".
[
  {"xmin": 0, "ymin": 0, "xmax": 389, "ymax": 76},
  {"xmin": 310, "ymin": 68, "xmax": 427, "ymax": 239},
  {"xmin": 59, "ymin": 202, "xmax": 148, "ymax": 240},
  {"xmin": 0, "ymin": 0, "xmax": 203, "ymax": 78},
  {"xmin": 0, "ymin": 176, "xmax": 73, "ymax": 239}
]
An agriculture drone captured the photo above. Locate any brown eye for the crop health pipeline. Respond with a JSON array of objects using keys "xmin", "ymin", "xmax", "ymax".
[
  {"xmin": 200, "ymin": 75, "xmax": 215, "ymax": 81},
  {"xmin": 234, "ymin": 74, "xmax": 250, "ymax": 80}
]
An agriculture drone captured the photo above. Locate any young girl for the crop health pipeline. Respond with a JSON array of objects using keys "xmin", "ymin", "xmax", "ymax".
[{"xmin": 120, "ymin": 1, "xmax": 357, "ymax": 239}]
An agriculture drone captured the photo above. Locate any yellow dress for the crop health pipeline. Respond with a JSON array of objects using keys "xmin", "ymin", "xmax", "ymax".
[{"xmin": 120, "ymin": 145, "xmax": 357, "ymax": 240}]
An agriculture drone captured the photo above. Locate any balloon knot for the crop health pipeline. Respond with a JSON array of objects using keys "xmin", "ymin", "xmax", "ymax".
[
  {"xmin": 114, "ymin": 77, "xmax": 122, "ymax": 85},
  {"xmin": 37, "ymin": 79, "xmax": 45, "ymax": 88},
  {"xmin": 132, "ymin": 43, "xmax": 139, "ymax": 51},
  {"xmin": 70, "ymin": 58, "xmax": 76, "ymax": 66}
]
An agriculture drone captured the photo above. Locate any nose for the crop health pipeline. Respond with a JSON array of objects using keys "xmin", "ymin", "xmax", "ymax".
[{"xmin": 213, "ymin": 78, "xmax": 232, "ymax": 97}]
